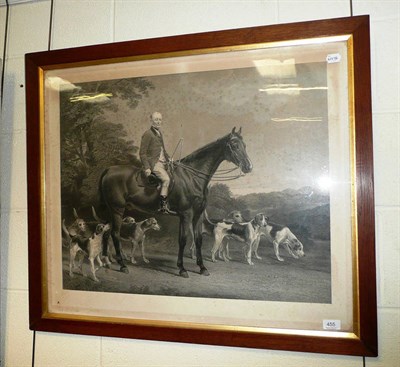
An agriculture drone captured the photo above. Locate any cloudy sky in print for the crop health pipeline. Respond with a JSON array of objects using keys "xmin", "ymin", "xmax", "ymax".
[{"xmin": 108, "ymin": 61, "xmax": 329, "ymax": 196}]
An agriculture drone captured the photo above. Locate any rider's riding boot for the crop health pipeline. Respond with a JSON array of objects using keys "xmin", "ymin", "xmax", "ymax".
[{"xmin": 159, "ymin": 195, "xmax": 171, "ymax": 214}]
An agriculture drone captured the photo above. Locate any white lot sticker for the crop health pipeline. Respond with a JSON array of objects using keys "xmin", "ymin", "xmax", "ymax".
[
  {"xmin": 323, "ymin": 320, "xmax": 342, "ymax": 330},
  {"xmin": 326, "ymin": 53, "xmax": 341, "ymax": 63}
]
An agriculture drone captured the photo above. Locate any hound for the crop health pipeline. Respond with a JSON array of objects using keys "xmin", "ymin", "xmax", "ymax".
[
  {"xmin": 190, "ymin": 210, "xmax": 244, "ymax": 259},
  {"xmin": 91, "ymin": 206, "xmax": 136, "ymax": 263},
  {"xmin": 64, "ymin": 222, "xmax": 111, "ymax": 282},
  {"xmin": 262, "ymin": 220, "xmax": 305, "ymax": 261},
  {"xmin": 109, "ymin": 216, "xmax": 138, "ymax": 263},
  {"xmin": 216, "ymin": 210, "xmax": 244, "ymax": 261},
  {"xmin": 211, "ymin": 213, "xmax": 267, "ymax": 265},
  {"xmin": 121, "ymin": 217, "xmax": 161, "ymax": 264},
  {"xmin": 224, "ymin": 210, "xmax": 244, "ymax": 224},
  {"xmin": 61, "ymin": 208, "xmax": 88, "ymax": 248}
]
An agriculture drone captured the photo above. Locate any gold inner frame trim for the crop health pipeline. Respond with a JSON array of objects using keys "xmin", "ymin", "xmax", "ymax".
[
  {"xmin": 38, "ymin": 66, "xmax": 50, "ymax": 315},
  {"xmin": 346, "ymin": 35, "xmax": 360, "ymax": 336}
]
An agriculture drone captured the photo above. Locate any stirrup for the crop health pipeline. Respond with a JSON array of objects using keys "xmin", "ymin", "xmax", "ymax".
[
  {"xmin": 158, "ymin": 204, "xmax": 177, "ymax": 215},
  {"xmin": 158, "ymin": 207, "xmax": 171, "ymax": 214},
  {"xmin": 158, "ymin": 204, "xmax": 173, "ymax": 214}
]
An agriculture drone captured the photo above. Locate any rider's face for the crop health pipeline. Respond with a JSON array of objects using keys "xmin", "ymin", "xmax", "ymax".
[{"xmin": 151, "ymin": 113, "xmax": 162, "ymax": 129}]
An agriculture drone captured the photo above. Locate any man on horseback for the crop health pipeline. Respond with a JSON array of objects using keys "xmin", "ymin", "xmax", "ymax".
[
  {"xmin": 139, "ymin": 111, "xmax": 172, "ymax": 214},
  {"xmin": 101, "ymin": 126, "xmax": 252, "ymax": 276}
]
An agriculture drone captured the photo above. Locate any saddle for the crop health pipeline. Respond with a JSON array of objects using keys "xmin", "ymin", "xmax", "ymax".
[
  {"xmin": 135, "ymin": 170, "xmax": 161, "ymax": 188},
  {"xmin": 135, "ymin": 168, "xmax": 174, "ymax": 190}
]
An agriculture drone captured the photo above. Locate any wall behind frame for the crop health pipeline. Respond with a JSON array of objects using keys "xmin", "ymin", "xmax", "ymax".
[{"xmin": 0, "ymin": 0, "xmax": 399, "ymax": 366}]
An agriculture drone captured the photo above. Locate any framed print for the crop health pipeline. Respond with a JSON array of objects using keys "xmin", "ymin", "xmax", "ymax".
[{"xmin": 25, "ymin": 15, "xmax": 377, "ymax": 356}]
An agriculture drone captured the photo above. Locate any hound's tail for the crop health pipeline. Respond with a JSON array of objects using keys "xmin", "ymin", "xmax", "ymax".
[
  {"xmin": 92, "ymin": 206, "xmax": 106, "ymax": 224},
  {"xmin": 201, "ymin": 210, "xmax": 216, "ymax": 235},
  {"xmin": 62, "ymin": 219, "xmax": 70, "ymax": 237},
  {"xmin": 61, "ymin": 219, "xmax": 72, "ymax": 247}
]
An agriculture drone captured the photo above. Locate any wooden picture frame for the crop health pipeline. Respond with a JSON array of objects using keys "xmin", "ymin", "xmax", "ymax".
[{"xmin": 25, "ymin": 15, "xmax": 377, "ymax": 356}]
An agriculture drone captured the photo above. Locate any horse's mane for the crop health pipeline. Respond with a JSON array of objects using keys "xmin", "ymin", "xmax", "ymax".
[{"xmin": 179, "ymin": 133, "xmax": 231, "ymax": 164}]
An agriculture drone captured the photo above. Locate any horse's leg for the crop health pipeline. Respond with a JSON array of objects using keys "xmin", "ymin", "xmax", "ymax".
[
  {"xmin": 193, "ymin": 214, "xmax": 209, "ymax": 276},
  {"xmin": 190, "ymin": 242, "xmax": 196, "ymax": 260},
  {"xmin": 111, "ymin": 214, "xmax": 129, "ymax": 273},
  {"xmin": 177, "ymin": 212, "xmax": 194, "ymax": 278}
]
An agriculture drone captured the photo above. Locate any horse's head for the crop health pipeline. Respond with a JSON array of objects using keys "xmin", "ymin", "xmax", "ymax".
[{"xmin": 225, "ymin": 127, "xmax": 253, "ymax": 174}]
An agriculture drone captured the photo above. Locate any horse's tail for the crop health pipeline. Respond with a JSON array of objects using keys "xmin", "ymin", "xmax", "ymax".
[
  {"xmin": 98, "ymin": 168, "xmax": 108, "ymax": 201},
  {"xmin": 96, "ymin": 167, "xmax": 111, "ymax": 219}
]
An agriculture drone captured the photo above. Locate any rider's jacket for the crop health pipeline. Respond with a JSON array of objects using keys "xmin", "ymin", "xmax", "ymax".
[{"xmin": 139, "ymin": 127, "xmax": 170, "ymax": 171}]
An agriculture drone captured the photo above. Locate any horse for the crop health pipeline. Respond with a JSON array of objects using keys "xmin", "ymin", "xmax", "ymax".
[{"xmin": 98, "ymin": 127, "xmax": 252, "ymax": 278}]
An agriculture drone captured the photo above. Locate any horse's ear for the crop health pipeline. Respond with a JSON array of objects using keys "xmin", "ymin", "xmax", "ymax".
[
  {"xmin": 238, "ymin": 127, "xmax": 242, "ymax": 135},
  {"xmin": 73, "ymin": 208, "xmax": 79, "ymax": 219},
  {"xmin": 231, "ymin": 127, "xmax": 236, "ymax": 134}
]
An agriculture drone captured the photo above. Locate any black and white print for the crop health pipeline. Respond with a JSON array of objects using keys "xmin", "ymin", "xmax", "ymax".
[{"xmin": 60, "ymin": 61, "xmax": 331, "ymax": 304}]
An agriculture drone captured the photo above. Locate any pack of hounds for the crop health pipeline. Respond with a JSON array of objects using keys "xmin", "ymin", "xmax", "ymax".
[{"xmin": 63, "ymin": 208, "xmax": 304, "ymax": 282}]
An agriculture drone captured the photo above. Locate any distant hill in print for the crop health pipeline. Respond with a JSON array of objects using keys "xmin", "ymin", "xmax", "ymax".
[{"xmin": 207, "ymin": 185, "xmax": 330, "ymax": 242}]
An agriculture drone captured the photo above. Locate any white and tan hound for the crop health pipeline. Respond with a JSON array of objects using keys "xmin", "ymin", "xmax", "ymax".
[
  {"xmin": 64, "ymin": 222, "xmax": 111, "ymax": 282},
  {"xmin": 120, "ymin": 217, "xmax": 161, "ymax": 264},
  {"xmin": 261, "ymin": 220, "xmax": 305, "ymax": 261},
  {"xmin": 62, "ymin": 208, "xmax": 88, "ymax": 248},
  {"xmin": 190, "ymin": 210, "xmax": 244, "ymax": 259},
  {"xmin": 211, "ymin": 213, "xmax": 267, "ymax": 265}
]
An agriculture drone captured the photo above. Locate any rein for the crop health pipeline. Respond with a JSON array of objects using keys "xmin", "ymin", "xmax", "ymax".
[
  {"xmin": 173, "ymin": 160, "xmax": 245, "ymax": 182},
  {"xmin": 170, "ymin": 134, "xmax": 247, "ymax": 181},
  {"xmin": 212, "ymin": 169, "xmax": 245, "ymax": 181}
]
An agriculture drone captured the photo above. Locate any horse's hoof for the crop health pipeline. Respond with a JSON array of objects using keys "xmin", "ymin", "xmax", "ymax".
[
  {"xmin": 120, "ymin": 266, "xmax": 129, "ymax": 274},
  {"xmin": 179, "ymin": 270, "xmax": 189, "ymax": 278},
  {"xmin": 200, "ymin": 268, "xmax": 210, "ymax": 276}
]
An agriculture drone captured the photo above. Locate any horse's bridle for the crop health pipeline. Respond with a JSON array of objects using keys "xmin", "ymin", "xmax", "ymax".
[{"xmin": 226, "ymin": 136, "xmax": 245, "ymax": 168}]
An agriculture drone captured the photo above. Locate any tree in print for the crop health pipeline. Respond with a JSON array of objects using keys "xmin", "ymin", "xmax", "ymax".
[{"xmin": 60, "ymin": 77, "xmax": 154, "ymax": 207}]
